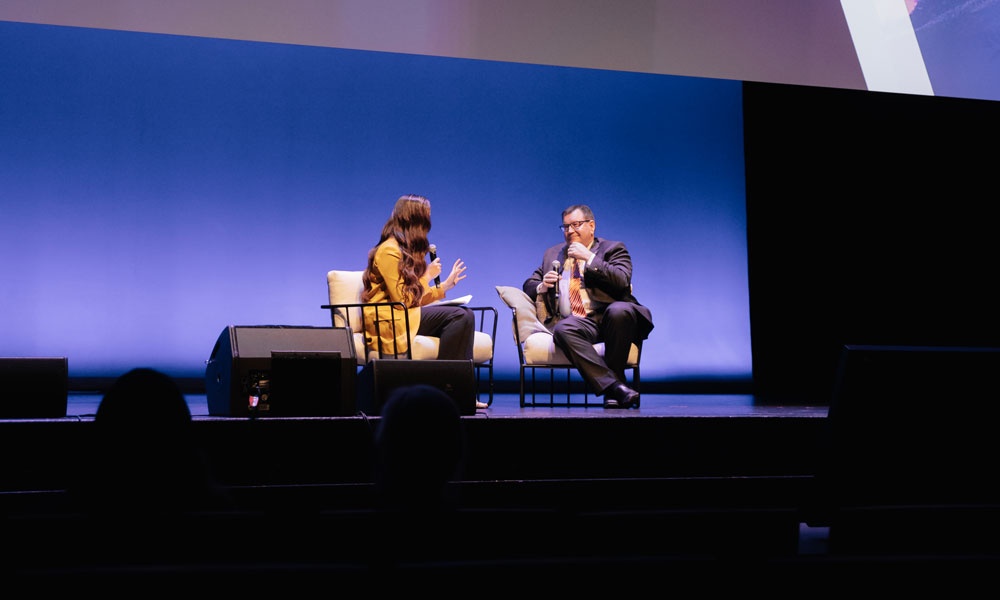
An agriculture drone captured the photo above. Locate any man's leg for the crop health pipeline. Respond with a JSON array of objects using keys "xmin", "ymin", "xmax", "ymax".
[
  {"xmin": 552, "ymin": 316, "xmax": 619, "ymax": 395},
  {"xmin": 599, "ymin": 301, "xmax": 642, "ymax": 381}
]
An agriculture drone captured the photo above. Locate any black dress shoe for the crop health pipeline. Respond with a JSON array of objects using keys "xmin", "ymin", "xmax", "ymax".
[
  {"xmin": 609, "ymin": 383, "xmax": 640, "ymax": 410},
  {"xmin": 603, "ymin": 382, "xmax": 638, "ymax": 409}
]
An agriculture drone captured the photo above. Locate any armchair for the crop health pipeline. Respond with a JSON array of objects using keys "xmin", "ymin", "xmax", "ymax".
[
  {"xmin": 323, "ymin": 270, "xmax": 497, "ymax": 405},
  {"xmin": 495, "ymin": 285, "xmax": 641, "ymax": 407}
]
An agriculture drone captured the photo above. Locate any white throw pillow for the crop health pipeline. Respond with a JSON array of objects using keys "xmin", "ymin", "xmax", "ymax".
[{"xmin": 494, "ymin": 285, "xmax": 551, "ymax": 342}]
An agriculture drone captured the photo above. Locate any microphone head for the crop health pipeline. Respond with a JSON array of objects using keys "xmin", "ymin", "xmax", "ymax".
[
  {"xmin": 429, "ymin": 244, "xmax": 437, "ymax": 252},
  {"xmin": 551, "ymin": 260, "xmax": 560, "ymax": 272}
]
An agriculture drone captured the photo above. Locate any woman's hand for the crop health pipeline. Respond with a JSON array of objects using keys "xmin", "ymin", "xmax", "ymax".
[
  {"xmin": 427, "ymin": 257, "xmax": 443, "ymax": 284},
  {"xmin": 442, "ymin": 258, "xmax": 467, "ymax": 291}
]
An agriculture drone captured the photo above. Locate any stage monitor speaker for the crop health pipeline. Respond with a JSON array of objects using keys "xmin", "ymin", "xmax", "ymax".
[
  {"xmin": 358, "ymin": 359, "xmax": 476, "ymax": 416},
  {"xmin": 267, "ymin": 351, "xmax": 344, "ymax": 417},
  {"xmin": 1, "ymin": 357, "xmax": 68, "ymax": 419},
  {"xmin": 205, "ymin": 326, "xmax": 356, "ymax": 417}
]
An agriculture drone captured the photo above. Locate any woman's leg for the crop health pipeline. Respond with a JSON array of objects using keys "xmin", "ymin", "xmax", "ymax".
[{"xmin": 419, "ymin": 305, "xmax": 474, "ymax": 360}]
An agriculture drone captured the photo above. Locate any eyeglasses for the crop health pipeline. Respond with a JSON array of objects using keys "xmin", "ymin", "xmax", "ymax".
[{"xmin": 559, "ymin": 220, "xmax": 593, "ymax": 232}]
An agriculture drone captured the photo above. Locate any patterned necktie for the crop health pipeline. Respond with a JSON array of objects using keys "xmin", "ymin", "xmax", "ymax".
[{"xmin": 568, "ymin": 259, "xmax": 587, "ymax": 317}]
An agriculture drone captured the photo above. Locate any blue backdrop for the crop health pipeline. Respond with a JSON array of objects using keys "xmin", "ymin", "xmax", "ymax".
[{"xmin": 0, "ymin": 21, "xmax": 750, "ymax": 384}]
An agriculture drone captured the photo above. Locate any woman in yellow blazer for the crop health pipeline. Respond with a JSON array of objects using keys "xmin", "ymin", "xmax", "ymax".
[{"xmin": 361, "ymin": 194, "xmax": 474, "ymax": 361}]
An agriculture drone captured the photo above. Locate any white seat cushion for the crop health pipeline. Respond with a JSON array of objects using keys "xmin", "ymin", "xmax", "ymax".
[
  {"xmin": 522, "ymin": 332, "xmax": 639, "ymax": 366},
  {"xmin": 327, "ymin": 270, "xmax": 365, "ymax": 329},
  {"xmin": 471, "ymin": 331, "xmax": 493, "ymax": 363}
]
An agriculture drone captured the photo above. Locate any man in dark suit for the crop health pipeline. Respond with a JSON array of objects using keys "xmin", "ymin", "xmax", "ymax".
[{"xmin": 523, "ymin": 204, "xmax": 654, "ymax": 408}]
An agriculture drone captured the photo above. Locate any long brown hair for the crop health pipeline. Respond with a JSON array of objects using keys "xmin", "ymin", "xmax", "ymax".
[{"xmin": 361, "ymin": 194, "xmax": 432, "ymax": 306}]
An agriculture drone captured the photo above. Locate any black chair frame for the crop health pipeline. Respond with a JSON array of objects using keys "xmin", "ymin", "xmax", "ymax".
[
  {"xmin": 322, "ymin": 301, "xmax": 497, "ymax": 405},
  {"xmin": 508, "ymin": 307, "xmax": 640, "ymax": 407}
]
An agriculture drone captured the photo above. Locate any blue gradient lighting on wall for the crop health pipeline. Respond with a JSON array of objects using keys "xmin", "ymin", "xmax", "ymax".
[{"xmin": 0, "ymin": 21, "xmax": 750, "ymax": 384}]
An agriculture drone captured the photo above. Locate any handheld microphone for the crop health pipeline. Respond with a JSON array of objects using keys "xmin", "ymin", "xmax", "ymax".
[
  {"xmin": 429, "ymin": 244, "xmax": 441, "ymax": 287},
  {"xmin": 551, "ymin": 260, "xmax": 561, "ymax": 300}
]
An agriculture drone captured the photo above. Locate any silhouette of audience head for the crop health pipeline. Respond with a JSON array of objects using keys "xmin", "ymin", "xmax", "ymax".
[
  {"xmin": 74, "ymin": 367, "xmax": 227, "ymax": 516},
  {"xmin": 373, "ymin": 384, "xmax": 466, "ymax": 511}
]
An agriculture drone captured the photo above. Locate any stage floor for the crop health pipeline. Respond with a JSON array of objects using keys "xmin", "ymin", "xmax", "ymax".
[{"xmin": 64, "ymin": 392, "xmax": 828, "ymax": 420}]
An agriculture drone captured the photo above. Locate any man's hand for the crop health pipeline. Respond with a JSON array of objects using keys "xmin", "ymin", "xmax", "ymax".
[
  {"xmin": 538, "ymin": 264, "xmax": 561, "ymax": 293},
  {"xmin": 566, "ymin": 242, "xmax": 594, "ymax": 263}
]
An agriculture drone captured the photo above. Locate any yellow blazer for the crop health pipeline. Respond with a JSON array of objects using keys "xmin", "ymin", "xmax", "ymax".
[{"xmin": 362, "ymin": 238, "xmax": 444, "ymax": 356}]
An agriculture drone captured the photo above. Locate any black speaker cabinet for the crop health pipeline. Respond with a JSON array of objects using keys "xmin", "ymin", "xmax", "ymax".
[
  {"xmin": 0, "ymin": 357, "xmax": 68, "ymax": 419},
  {"xmin": 821, "ymin": 344, "xmax": 1000, "ymax": 507},
  {"xmin": 818, "ymin": 344, "xmax": 1000, "ymax": 555},
  {"xmin": 205, "ymin": 326, "xmax": 357, "ymax": 417},
  {"xmin": 358, "ymin": 359, "xmax": 476, "ymax": 416}
]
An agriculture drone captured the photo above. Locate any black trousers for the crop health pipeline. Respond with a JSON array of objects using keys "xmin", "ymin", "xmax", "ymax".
[
  {"xmin": 551, "ymin": 301, "xmax": 643, "ymax": 395},
  {"xmin": 419, "ymin": 305, "xmax": 475, "ymax": 360}
]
